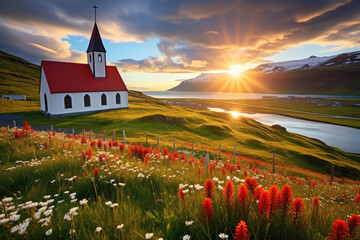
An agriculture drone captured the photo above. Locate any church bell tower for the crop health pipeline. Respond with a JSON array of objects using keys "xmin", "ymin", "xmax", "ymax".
[{"xmin": 87, "ymin": 5, "xmax": 107, "ymax": 78}]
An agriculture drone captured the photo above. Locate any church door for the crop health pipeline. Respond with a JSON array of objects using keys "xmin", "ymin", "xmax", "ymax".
[{"xmin": 44, "ymin": 94, "xmax": 48, "ymax": 112}]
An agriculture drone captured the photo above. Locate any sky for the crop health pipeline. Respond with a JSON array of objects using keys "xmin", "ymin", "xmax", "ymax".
[{"xmin": 0, "ymin": 0, "xmax": 359, "ymax": 91}]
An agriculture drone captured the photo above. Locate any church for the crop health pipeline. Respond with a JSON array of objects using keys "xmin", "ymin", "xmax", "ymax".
[{"xmin": 39, "ymin": 8, "xmax": 128, "ymax": 117}]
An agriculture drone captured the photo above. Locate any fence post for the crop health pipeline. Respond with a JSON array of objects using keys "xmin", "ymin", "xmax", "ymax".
[
  {"xmin": 123, "ymin": 130, "xmax": 126, "ymax": 145},
  {"xmin": 13, "ymin": 120, "xmax": 16, "ymax": 129},
  {"xmin": 205, "ymin": 152, "xmax": 209, "ymax": 171},
  {"xmin": 273, "ymin": 154, "xmax": 276, "ymax": 173},
  {"xmin": 233, "ymin": 144, "xmax": 236, "ymax": 164},
  {"xmin": 331, "ymin": 164, "xmax": 334, "ymax": 182},
  {"xmin": 219, "ymin": 142, "xmax": 222, "ymax": 158},
  {"xmin": 83, "ymin": 129, "xmax": 85, "ymax": 137},
  {"xmin": 72, "ymin": 128, "xmax": 75, "ymax": 136},
  {"xmin": 112, "ymin": 129, "xmax": 115, "ymax": 142},
  {"xmin": 157, "ymin": 137, "xmax": 159, "ymax": 148},
  {"xmin": 173, "ymin": 139, "xmax": 176, "ymax": 151},
  {"xmin": 50, "ymin": 125, "xmax": 53, "ymax": 133},
  {"xmin": 6, "ymin": 125, "xmax": 9, "ymax": 131},
  {"xmin": 103, "ymin": 130, "xmax": 106, "ymax": 141},
  {"xmin": 90, "ymin": 130, "xmax": 92, "ymax": 139}
]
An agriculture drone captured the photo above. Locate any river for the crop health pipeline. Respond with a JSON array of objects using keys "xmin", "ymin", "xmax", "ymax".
[{"xmin": 143, "ymin": 91, "xmax": 360, "ymax": 154}]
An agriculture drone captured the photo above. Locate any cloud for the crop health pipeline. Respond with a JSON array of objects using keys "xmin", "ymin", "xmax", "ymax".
[{"xmin": 0, "ymin": 0, "xmax": 359, "ymax": 72}]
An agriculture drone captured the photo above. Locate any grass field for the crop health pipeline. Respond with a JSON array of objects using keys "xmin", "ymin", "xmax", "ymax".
[{"xmin": 0, "ymin": 128, "xmax": 360, "ymax": 239}]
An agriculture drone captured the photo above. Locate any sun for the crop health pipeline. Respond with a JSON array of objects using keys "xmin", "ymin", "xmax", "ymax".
[{"xmin": 228, "ymin": 64, "xmax": 246, "ymax": 76}]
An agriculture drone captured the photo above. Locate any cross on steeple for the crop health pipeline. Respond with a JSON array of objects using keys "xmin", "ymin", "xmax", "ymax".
[{"xmin": 93, "ymin": 5, "xmax": 98, "ymax": 22}]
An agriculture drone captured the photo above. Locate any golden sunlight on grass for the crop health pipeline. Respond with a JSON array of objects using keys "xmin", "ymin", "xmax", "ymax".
[{"xmin": 228, "ymin": 110, "xmax": 241, "ymax": 118}]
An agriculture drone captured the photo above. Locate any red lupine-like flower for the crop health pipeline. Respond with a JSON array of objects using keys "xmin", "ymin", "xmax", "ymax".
[
  {"xmin": 269, "ymin": 185, "xmax": 278, "ymax": 215},
  {"xmin": 108, "ymin": 140, "xmax": 113, "ymax": 148},
  {"xmin": 290, "ymin": 198, "xmax": 305, "ymax": 224},
  {"xmin": 328, "ymin": 219, "xmax": 349, "ymax": 240},
  {"xmin": 119, "ymin": 144, "xmax": 125, "ymax": 152},
  {"xmin": 258, "ymin": 190, "xmax": 270, "ymax": 216},
  {"xmin": 144, "ymin": 154, "xmax": 149, "ymax": 166},
  {"xmin": 222, "ymin": 167, "xmax": 227, "ymax": 175},
  {"xmin": 81, "ymin": 136, "xmax": 87, "ymax": 144},
  {"xmin": 355, "ymin": 194, "xmax": 360, "ymax": 203},
  {"xmin": 204, "ymin": 179, "xmax": 215, "ymax": 198},
  {"xmin": 348, "ymin": 214, "xmax": 360, "ymax": 234},
  {"xmin": 97, "ymin": 139, "xmax": 102, "ymax": 148},
  {"xmin": 202, "ymin": 198, "xmax": 213, "ymax": 222},
  {"xmin": 245, "ymin": 177, "xmax": 258, "ymax": 195},
  {"xmin": 310, "ymin": 181, "xmax": 318, "ymax": 189},
  {"xmin": 87, "ymin": 148, "xmax": 92, "ymax": 159},
  {"xmin": 280, "ymin": 184, "xmax": 293, "ymax": 214},
  {"xmin": 244, "ymin": 170, "xmax": 247, "ymax": 177},
  {"xmin": 93, "ymin": 168, "xmax": 99, "ymax": 177},
  {"xmin": 254, "ymin": 187, "xmax": 264, "ymax": 200},
  {"xmin": 103, "ymin": 143, "xmax": 108, "ymax": 151},
  {"xmin": 178, "ymin": 188, "xmax": 185, "ymax": 200},
  {"xmin": 312, "ymin": 197, "xmax": 320, "ymax": 211},
  {"xmin": 238, "ymin": 184, "xmax": 249, "ymax": 205},
  {"xmin": 234, "ymin": 220, "xmax": 249, "ymax": 240},
  {"xmin": 81, "ymin": 151, "xmax": 86, "ymax": 160},
  {"xmin": 223, "ymin": 180, "xmax": 234, "ymax": 216},
  {"xmin": 90, "ymin": 141, "xmax": 95, "ymax": 147},
  {"xmin": 197, "ymin": 167, "xmax": 203, "ymax": 177},
  {"xmin": 209, "ymin": 163, "xmax": 214, "ymax": 176}
]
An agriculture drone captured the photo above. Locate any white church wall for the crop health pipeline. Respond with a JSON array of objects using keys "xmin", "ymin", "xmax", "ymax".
[
  {"xmin": 49, "ymin": 91, "xmax": 128, "ymax": 116},
  {"xmin": 39, "ymin": 69, "xmax": 52, "ymax": 113},
  {"xmin": 93, "ymin": 52, "xmax": 106, "ymax": 78}
]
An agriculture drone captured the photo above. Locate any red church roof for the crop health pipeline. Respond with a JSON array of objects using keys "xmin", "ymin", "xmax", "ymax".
[{"xmin": 41, "ymin": 60, "xmax": 128, "ymax": 94}]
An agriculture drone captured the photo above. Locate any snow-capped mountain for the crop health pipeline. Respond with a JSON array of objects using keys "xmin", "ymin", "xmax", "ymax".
[
  {"xmin": 255, "ymin": 51, "xmax": 360, "ymax": 73},
  {"xmin": 168, "ymin": 50, "xmax": 360, "ymax": 94}
]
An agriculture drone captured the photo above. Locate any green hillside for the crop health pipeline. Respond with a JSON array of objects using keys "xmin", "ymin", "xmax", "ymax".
[{"xmin": 0, "ymin": 50, "xmax": 359, "ymax": 179}]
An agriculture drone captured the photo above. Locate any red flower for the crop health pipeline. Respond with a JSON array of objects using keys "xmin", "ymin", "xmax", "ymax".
[
  {"xmin": 209, "ymin": 163, "xmax": 214, "ymax": 176},
  {"xmin": 245, "ymin": 177, "xmax": 258, "ymax": 195},
  {"xmin": 93, "ymin": 168, "xmax": 99, "ymax": 177},
  {"xmin": 223, "ymin": 180, "xmax": 234, "ymax": 218},
  {"xmin": 258, "ymin": 190, "xmax": 270, "ymax": 216},
  {"xmin": 290, "ymin": 198, "xmax": 305, "ymax": 224},
  {"xmin": 312, "ymin": 197, "xmax": 320, "ymax": 211},
  {"xmin": 81, "ymin": 136, "xmax": 87, "ymax": 144},
  {"xmin": 103, "ymin": 143, "xmax": 108, "ymax": 151},
  {"xmin": 355, "ymin": 194, "xmax": 360, "ymax": 203},
  {"xmin": 119, "ymin": 144, "xmax": 125, "ymax": 152},
  {"xmin": 234, "ymin": 220, "xmax": 249, "ymax": 240},
  {"xmin": 197, "ymin": 167, "xmax": 203, "ymax": 177},
  {"xmin": 280, "ymin": 184, "xmax": 293, "ymax": 214},
  {"xmin": 144, "ymin": 154, "xmax": 149, "ymax": 166},
  {"xmin": 81, "ymin": 151, "xmax": 86, "ymax": 160},
  {"xmin": 87, "ymin": 148, "xmax": 92, "ymax": 159},
  {"xmin": 90, "ymin": 141, "xmax": 96, "ymax": 147},
  {"xmin": 310, "ymin": 181, "xmax": 318, "ymax": 189},
  {"xmin": 328, "ymin": 219, "xmax": 349, "ymax": 240},
  {"xmin": 269, "ymin": 185, "xmax": 278, "ymax": 215},
  {"xmin": 97, "ymin": 139, "xmax": 102, "ymax": 148},
  {"xmin": 243, "ymin": 170, "xmax": 247, "ymax": 177},
  {"xmin": 238, "ymin": 184, "xmax": 249, "ymax": 205},
  {"xmin": 178, "ymin": 188, "xmax": 185, "ymax": 200},
  {"xmin": 204, "ymin": 179, "xmax": 215, "ymax": 198},
  {"xmin": 254, "ymin": 187, "xmax": 264, "ymax": 200},
  {"xmin": 348, "ymin": 214, "xmax": 360, "ymax": 234},
  {"xmin": 202, "ymin": 198, "xmax": 213, "ymax": 222},
  {"xmin": 221, "ymin": 167, "xmax": 227, "ymax": 175}
]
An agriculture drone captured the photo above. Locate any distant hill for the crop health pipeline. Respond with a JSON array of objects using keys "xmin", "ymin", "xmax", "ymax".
[
  {"xmin": 169, "ymin": 51, "xmax": 360, "ymax": 95},
  {"xmin": 0, "ymin": 50, "xmax": 40, "ymax": 101}
]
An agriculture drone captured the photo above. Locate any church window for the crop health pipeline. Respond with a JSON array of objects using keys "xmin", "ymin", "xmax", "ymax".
[
  {"xmin": 84, "ymin": 94, "xmax": 91, "ymax": 107},
  {"xmin": 116, "ymin": 93, "xmax": 121, "ymax": 104},
  {"xmin": 98, "ymin": 54, "xmax": 102, "ymax": 62},
  {"xmin": 64, "ymin": 95, "xmax": 72, "ymax": 109},
  {"xmin": 101, "ymin": 93, "xmax": 107, "ymax": 105}
]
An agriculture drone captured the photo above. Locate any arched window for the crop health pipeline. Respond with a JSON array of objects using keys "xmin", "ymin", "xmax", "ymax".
[
  {"xmin": 84, "ymin": 94, "xmax": 91, "ymax": 107},
  {"xmin": 101, "ymin": 93, "xmax": 107, "ymax": 106},
  {"xmin": 89, "ymin": 54, "xmax": 91, "ymax": 62},
  {"xmin": 44, "ymin": 94, "xmax": 48, "ymax": 112},
  {"xmin": 98, "ymin": 54, "xmax": 102, "ymax": 62},
  {"xmin": 64, "ymin": 95, "xmax": 72, "ymax": 109},
  {"xmin": 116, "ymin": 93, "xmax": 121, "ymax": 104}
]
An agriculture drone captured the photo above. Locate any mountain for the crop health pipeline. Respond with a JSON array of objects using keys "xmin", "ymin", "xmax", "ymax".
[{"xmin": 169, "ymin": 51, "xmax": 360, "ymax": 95}]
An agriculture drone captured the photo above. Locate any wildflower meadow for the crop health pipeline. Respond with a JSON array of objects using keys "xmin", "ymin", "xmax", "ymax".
[{"xmin": 0, "ymin": 122, "xmax": 359, "ymax": 239}]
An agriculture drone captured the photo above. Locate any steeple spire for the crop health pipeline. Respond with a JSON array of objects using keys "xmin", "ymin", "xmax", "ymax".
[{"xmin": 93, "ymin": 5, "xmax": 97, "ymax": 22}]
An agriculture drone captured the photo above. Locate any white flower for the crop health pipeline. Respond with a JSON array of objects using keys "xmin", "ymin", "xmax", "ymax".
[
  {"xmin": 45, "ymin": 229, "xmax": 53, "ymax": 236},
  {"xmin": 145, "ymin": 233, "xmax": 154, "ymax": 239},
  {"xmin": 43, "ymin": 195, "xmax": 51, "ymax": 199},
  {"xmin": 0, "ymin": 218, "xmax": 10, "ymax": 224},
  {"xmin": 158, "ymin": 238, "xmax": 163, "ymax": 240},
  {"xmin": 50, "ymin": 180, "xmax": 55, "ymax": 183},
  {"xmin": 117, "ymin": 224, "xmax": 124, "ymax": 229},
  {"xmin": 105, "ymin": 201, "xmax": 112, "ymax": 206},
  {"xmin": 110, "ymin": 203, "xmax": 119, "ymax": 208},
  {"xmin": 183, "ymin": 234, "xmax": 191, "ymax": 240},
  {"xmin": 2, "ymin": 197, "xmax": 13, "ymax": 202},
  {"xmin": 219, "ymin": 233, "xmax": 229, "ymax": 239},
  {"xmin": 10, "ymin": 214, "xmax": 20, "ymax": 221},
  {"xmin": 226, "ymin": 176, "xmax": 231, "ymax": 180},
  {"xmin": 185, "ymin": 220, "xmax": 194, "ymax": 226},
  {"xmin": 69, "ymin": 229, "xmax": 76, "ymax": 234},
  {"xmin": 95, "ymin": 227, "xmax": 102, "ymax": 232},
  {"xmin": 118, "ymin": 183, "xmax": 126, "ymax": 187},
  {"xmin": 79, "ymin": 199, "xmax": 88, "ymax": 205}
]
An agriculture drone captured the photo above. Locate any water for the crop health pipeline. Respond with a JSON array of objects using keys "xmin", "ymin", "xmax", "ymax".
[
  {"xmin": 208, "ymin": 107, "xmax": 360, "ymax": 154},
  {"xmin": 143, "ymin": 91, "xmax": 360, "ymax": 99}
]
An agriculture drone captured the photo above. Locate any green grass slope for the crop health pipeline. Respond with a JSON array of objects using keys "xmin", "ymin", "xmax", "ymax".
[{"xmin": 0, "ymin": 50, "xmax": 359, "ymax": 178}]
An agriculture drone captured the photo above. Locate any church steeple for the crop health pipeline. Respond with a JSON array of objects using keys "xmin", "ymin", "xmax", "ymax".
[{"xmin": 87, "ymin": 5, "xmax": 106, "ymax": 78}]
